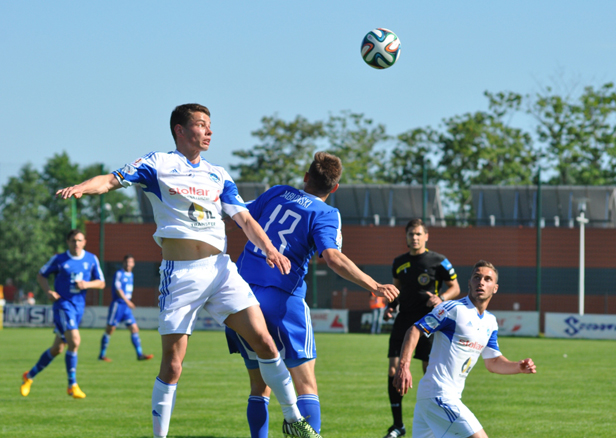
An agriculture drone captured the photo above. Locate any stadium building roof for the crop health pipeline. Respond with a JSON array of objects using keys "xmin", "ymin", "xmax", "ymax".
[{"xmin": 471, "ymin": 185, "xmax": 616, "ymax": 228}]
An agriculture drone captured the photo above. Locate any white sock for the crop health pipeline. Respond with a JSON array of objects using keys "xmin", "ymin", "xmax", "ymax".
[
  {"xmin": 152, "ymin": 377, "xmax": 177, "ymax": 438},
  {"xmin": 257, "ymin": 355, "xmax": 301, "ymax": 423}
]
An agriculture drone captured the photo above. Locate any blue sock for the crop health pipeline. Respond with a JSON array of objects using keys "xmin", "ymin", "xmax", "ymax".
[
  {"xmin": 247, "ymin": 395, "xmax": 269, "ymax": 438},
  {"xmin": 100, "ymin": 334, "xmax": 110, "ymax": 358},
  {"xmin": 65, "ymin": 351, "xmax": 78, "ymax": 387},
  {"xmin": 298, "ymin": 394, "xmax": 321, "ymax": 433},
  {"xmin": 29, "ymin": 349, "xmax": 55, "ymax": 378},
  {"xmin": 131, "ymin": 333, "xmax": 143, "ymax": 357}
]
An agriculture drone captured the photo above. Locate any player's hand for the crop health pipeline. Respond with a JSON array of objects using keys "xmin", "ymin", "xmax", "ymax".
[
  {"xmin": 47, "ymin": 290, "xmax": 60, "ymax": 301},
  {"xmin": 56, "ymin": 185, "xmax": 84, "ymax": 199},
  {"xmin": 126, "ymin": 299, "xmax": 136, "ymax": 309},
  {"xmin": 374, "ymin": 284, "xmax": 399, "ymax": 303},
  {"xmin": 383, "ymin": 307, "xmax": 395, "ymax": 321},
  {"xmin": 519, "ymin": 358, "xmax": 536, "ymax": 374},
  {"xmin": 75, "ymin": 280, "xmax": 89, "ymax": 290},
  {"xmin": 264, "ymin": 248, "xmax": 291, "ymax": 275},
  {"xmin": 393, "ymin": 365, "xmax": 413, "ymax": 395},
  {"xmin": 425, "ymin": 291, "xmax": 443, "ymax": 308}
]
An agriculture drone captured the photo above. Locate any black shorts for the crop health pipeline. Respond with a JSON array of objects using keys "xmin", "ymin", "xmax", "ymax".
[{"xmin": 388, "ymin": 313, "xmax": 433, "ymax": 362}]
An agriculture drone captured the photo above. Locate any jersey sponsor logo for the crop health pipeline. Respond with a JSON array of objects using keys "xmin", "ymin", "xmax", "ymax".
[
  {"xmin": 188, "ymin": 203, "xmax": 215, "ymax": 223},
  {"xmin": 458, "ymin": 339, "xmax": 484, "ymax": 351},
  {"xmin": 418, "ymin": 273, "xmax": 430, "ymax": 285},
  {"xmin": 396, "ymin": 262, "xmax": 411, "ymax": 274},
  {"xmin": 461, "ymin": 357, "xmax": 472, "ymax": 374},
  {"xmin": 209, "ymin": 172, "xmax": 220, "ymax": 183},
  {"xmin": 169, "ymin": 187, "xmax": 218, "ymax": 198}
]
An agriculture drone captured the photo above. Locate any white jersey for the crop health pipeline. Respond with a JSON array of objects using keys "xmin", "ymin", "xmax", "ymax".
[
  {"xmin": 114, "ymin": 150, "xmax": 248, "ymax": 252},
  {"xmin": 415, "ymin": 296, "xmax": 502, "ymax": 400}
]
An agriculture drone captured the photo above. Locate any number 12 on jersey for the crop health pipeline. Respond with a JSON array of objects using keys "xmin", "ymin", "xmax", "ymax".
[{"xmin": 254, "ymin": 205, "xmax": 302, "ymax": 255}]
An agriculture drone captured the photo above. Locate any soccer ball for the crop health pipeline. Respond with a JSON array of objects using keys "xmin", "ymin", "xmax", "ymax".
[{"xmin": 361, "ymin": 28, "xmax": 401, "ymax": 69}]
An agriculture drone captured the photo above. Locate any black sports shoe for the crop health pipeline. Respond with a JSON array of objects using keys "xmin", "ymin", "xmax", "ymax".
[
  {"xmin": 383, "ymin": 424, "xmax": 406, "ymax": 438},
  {"xmin": 282, "ymin": 417, "xmax": 322, "ymax": 437}
]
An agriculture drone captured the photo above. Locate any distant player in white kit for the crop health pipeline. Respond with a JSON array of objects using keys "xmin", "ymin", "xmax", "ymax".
[
  {"xmin": 56, "ymin": 104, "xmax": 322, "ymax": 438},
  {"xmin": 393, "ymin": 260, "xmax": 536, "ymax": 438}
]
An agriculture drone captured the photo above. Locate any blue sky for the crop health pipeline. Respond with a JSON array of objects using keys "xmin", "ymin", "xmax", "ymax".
[{"xmin": 1, "ymin": 1, "xmax": 615, "ymax": 190}]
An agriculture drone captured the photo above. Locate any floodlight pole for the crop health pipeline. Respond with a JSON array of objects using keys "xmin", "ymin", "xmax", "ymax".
[
  {"xmin": 99, "ymin": 164, "xmax": 105, "ymax": 307},
  {"xmin": 577, "ymin": 201, "xmax": 589, "ymax": 316},
  {"xmin": 536, "ymin": 168, "xmax": 542, "ymax": 315}
]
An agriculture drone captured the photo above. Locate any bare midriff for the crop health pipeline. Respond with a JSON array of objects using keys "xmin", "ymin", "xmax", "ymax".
[{"xmin": 161, "ymin": 238, "xmax": 221, "ymax": 261}]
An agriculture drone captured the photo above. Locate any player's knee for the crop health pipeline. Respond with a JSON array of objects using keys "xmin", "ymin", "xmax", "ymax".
[{"xmin": 250, "ymin": 333, "xmax": 277, "ymax": 358}]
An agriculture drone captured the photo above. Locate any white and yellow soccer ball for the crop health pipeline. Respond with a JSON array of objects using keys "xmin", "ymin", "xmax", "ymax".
[{"xmin": 361, "ymin": 28, "xmax": 401, "ymax": 69}]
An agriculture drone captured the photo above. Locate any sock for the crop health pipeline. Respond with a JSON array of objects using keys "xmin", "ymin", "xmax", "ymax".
[
  {"xmin": 66, "ymin": 351, "xmax": 78, "ymax": 387},
  {"xmin": 100, "ymin": 333, "xmax": 110, "ymax": 358},
  {"xmin": 131, "ymin": 333, "xmax": 143, "ymax": 357},
  {"xmin": 298, "ymin": 394, "xmax": 321, "ymax": 433},
  {"xmin": 28, "ymin": 349, "xmax": 55, "ymax": 378},
  {"xmin": 388, "ymin": 375, "xmax": 403, "ymax": 427},
  {"xmin": 152, "ymin": 377, "xmax": 177, "ymax": 438},
  {"xmin": 257, "ymin": 355, "xmax": 301, "ymax": 423},
  {"xmin": 247, "ymin": 395, "xmax": 270, "ymax": 438}
]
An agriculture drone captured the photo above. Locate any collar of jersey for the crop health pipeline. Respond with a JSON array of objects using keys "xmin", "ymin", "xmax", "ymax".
[
  {"xmin": 299, "ymin": 189, "xmax": 323, "ymax": 202},
  {"xmin": 65, "ymin": 250, "xmax": 86, "ymax": 261},
  {"xmin": 171, "ymin": 150, "xmax": 201, "ymax": 169}
]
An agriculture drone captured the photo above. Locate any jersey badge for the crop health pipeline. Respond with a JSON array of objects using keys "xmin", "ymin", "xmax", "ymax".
[
  {"xmin": 424, "ymin": 315, "xmax": 440, "ymax": 330},
  {"xmin": 188, "ymin": 203, "xmax": 214, "ymax": 223},
  {"xmin": 435, "ymin": 307, "xmax": 447, "ymax": 320},
  {"xmin": 418, "ymin": 273, "xmax": 430, "ymax": 286},
  {"xmin": 461, "ymin": 357, "xmax": 472, "ymax": 374},
  {"xmin": 209, "ymin": 172, "xmax": 220, "ymax": 183},
  {"xmin": 83, "ymin": 262, "xmax": 89, "ymax": 270},
  {"xmin": 131, "ymin": 158, "xmax": 143, "ymax": 167}
]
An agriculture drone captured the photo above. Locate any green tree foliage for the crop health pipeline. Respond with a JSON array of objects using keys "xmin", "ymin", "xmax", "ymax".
[
  {"xmin": 0, "ymin": 153, "xmax": 137, "ymax": 295},
  {"xmin": 231, "ymin": 115, "xmax": 325, "ymax": 187},
  {"xmin": 380, "ymin": 127, "xmax": 439, "ymax": 184},
  {"xmin": 529, "ymin": 83, "xmax": 616, "ymax": 185},
  {"xmin": 324, "ymin": 111, "xmax": 388, "ymax": 183}
]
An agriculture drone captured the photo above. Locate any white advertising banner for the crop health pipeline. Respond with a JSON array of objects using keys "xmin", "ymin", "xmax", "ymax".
[
  {"xmin": 490, "ymin": 311, "xmax": 540, "ymax": 337},
  {"xmin": 310, "ymin": 309, "xmax": 348, "ymax": 333},
  {"xmin": 545, "ymin": 313, "xmax": 616, "ymax": 340},
  {"xmin": 3, "ymin": 305, "xmax": 348, "ymax": 333}
]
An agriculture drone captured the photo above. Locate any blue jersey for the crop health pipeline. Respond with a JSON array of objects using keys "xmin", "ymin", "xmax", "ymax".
[
  {"xmin": 111, "ymin": 269, "xmax": 134, "ymax": 301},
  {"xmin": 39, "ymin": 250, "xmax": 104, "ymax": 310},
  {"xmin": 236, "ymin": 185, "xmax": 342, "ymax": 298}
]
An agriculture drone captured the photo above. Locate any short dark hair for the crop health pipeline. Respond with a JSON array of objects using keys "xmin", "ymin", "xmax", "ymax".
[
  {"xmin": 66, "ymin": 229, "xmax": 84, "ymax": 240},
  {"xmin": 123, "ymin": 254, "xmax": 134, "ymax": 262},
  {"xmin": 405, "ymin": 218, "xmax": 427, "ymax": 234},
  {"xmin": 472, "ymin": 260, "xmax": 499, "ymax": 282},
  {"xmin": 170, "ymin": 104, "xmax": 211, "ymax": 142},
  {"xmin": 306, "ymin": 152, "xmax": 342, "ymax": 196}
]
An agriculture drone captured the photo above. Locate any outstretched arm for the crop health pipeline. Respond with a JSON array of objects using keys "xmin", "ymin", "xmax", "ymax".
[
  {"xmin": 393, "ymin": 325, "xmax": 422, "ymax": 395},
  {"xmin": 233, "ymin": 210, "xmax": 291, "ymax": 275},
  {"xmin": 321, "ymin": 248, "xmax": 399, "ymax": 302},
  {"xmin": 56, "ymin": 174, "xmax": 121, "ymax": 199},
  {"xmin": 484, "ymin": 356, "xmax": 536, "ymax": 375}
]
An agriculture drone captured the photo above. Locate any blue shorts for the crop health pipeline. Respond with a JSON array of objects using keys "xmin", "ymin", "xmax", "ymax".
[
  {"xmin": 225, "ymin": 285, "xmax": 316, "ymax": 369},
  {"xmin": 106, "ymin": 301, "xmax": 136, "ymax": 327},
  {"xmin": 53, "ymin": 300, "xmax": 84, "ymax": 340}
]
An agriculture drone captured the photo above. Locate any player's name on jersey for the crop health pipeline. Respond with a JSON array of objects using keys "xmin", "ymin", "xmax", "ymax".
[{"xmin": 280, "ymin": 190, "xmax": 313, "ymax": 208}]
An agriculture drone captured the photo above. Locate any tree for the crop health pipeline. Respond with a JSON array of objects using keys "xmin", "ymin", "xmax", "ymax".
[
  {"xmin": 324, "ymin": 111, "xmax": 388, "ymax": 183},
  {"xmin": 529, "ymin": 82, "xmax": 616, "ymax": 185},
  {"xmin": 231, "ymin": 115, "xmax": 325, "ymax": 187},
  {"xmin": 380, "ymin": 127, "xmax": 440, "ymax": 185},
  {"xmin": 437, "ymin": 104, "xmax": 535, "ymax": 215},
  {"xmin": 0, "ymin": 165, "xmax": 56, "ymax": 293}
]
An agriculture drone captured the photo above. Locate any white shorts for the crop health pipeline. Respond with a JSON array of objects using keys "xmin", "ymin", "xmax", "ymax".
[
  {"xmin": 157, "ymin": 254, "xmax": 259, "ymax": 335},
  {"xmin": 413, "ymin": 397, "xmax": 483, "ymax": 438}
]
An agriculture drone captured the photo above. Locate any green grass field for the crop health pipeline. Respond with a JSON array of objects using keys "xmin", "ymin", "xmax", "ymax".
[{"xmin": 1, "ymin": 328, "xmax": 614, "ymax": 437}]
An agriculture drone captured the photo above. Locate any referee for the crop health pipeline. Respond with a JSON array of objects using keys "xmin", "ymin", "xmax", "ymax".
[{"xmin": 382, "ymin": 218, "xmax": 460, "ymax": 438}]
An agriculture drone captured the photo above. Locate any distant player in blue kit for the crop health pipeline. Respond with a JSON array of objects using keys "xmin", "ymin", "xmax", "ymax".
[
  {"xmin": 393, "ymin": 260, "xmax": 537, "ymax": 438},
  {"xmin": 20, "ymin": 229, "xmax": 105, "ymax": 399},
  {"xmin": 226, "ymin": 152, "xmax": 399, "ymax": 437},
  {"xmin": 98, "ymin": 254, "xmax": 154, "ymax": 362}
]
